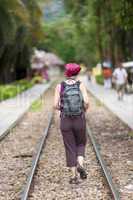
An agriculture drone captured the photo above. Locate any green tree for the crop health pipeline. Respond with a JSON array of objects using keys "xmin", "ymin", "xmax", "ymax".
[
  {"xmin": 0, "ymin": 0, "xmax": 43, "ymax": 83},
  {"xmin": 64, "ymin": 0, "xmax": 133, "ymax": 66}
]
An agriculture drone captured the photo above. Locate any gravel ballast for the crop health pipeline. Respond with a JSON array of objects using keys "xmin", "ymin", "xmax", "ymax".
[
  {"xmin": 0, "ymin": 82, "xmax": 132, "ymax": 200},
  {"xmin": 87, "ymin": 93, "xmax": 133, "ymax": 200},
  {"xmin": 28, "ymin": 111, "xmax": 111, "ymax": 200},
  {"xmin": 0, "ymin": 84, "xmax": 54, "ymax": 200}
]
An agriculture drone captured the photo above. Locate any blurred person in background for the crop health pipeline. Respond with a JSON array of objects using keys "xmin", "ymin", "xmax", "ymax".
[
  {"xmin": 54, "ymin": 63, "xmax": 89, "ymax": 184},
  {"xmin": 42, "ymin": 67, "xmax": 50, "ymax": 82},
  {"xmin": 102, "ymin": 62, "xmax": 112, "ymax": 89},
  {"xmin": 113, "ymin": 62, "xmax": 128, "ymax": 100},
  {"xmin": 87, "ymin": 69, "xmax": 92, "ymax": 82}
]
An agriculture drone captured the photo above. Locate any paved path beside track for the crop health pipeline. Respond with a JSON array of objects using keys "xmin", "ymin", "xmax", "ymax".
[
  {"xmin": 81, "ymin": 76, "xmax": 133, "ymax": 130},
  {"xmin": 0, "ymin": 81, "xmax": 53, "ymax": 139}
]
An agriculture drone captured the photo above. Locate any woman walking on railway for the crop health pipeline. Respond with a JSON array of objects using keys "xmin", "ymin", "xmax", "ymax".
[{"xmin": 54, "ymin": 63, "xmax": 89, "ymax": 184}]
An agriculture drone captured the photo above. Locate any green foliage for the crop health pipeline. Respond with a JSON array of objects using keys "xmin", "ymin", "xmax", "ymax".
[
  {"xmin": 14, "ymin": 79, "xmax": 34, "ymax": 91},
  {"xmin": 0, "ymin": 0, "xmax": 28, "ymax": 45},
  {"xmin": 31, "ymin": 76, "xmax": 43, "ymax": 84},
  {"xmin": 63, "ymin": 0, "xmax": 133, "ymax": 65},
  {"xmin": 95, "ymin": 74, "xmax": 104, "ymax": 85},
  {"xmin": 0, "ymin": 0, "xmax": 43, "ymax": 83},
  {"xmin": 40, "ymin": 12, "xmax": 98, "ymax": 65},
  {"xmin": 30, "ymin": 98, "xmax": 44, "ymax": 112},
  {"xmin": 39, "ymin": 17, "xmax": 77, "ymax": 62},
  {"xmin": 1, "ymin": 0, "xmax": 133, "ymax": 83},
  {"xmin": 0, "ymin": 85, "xmax": 18, "ymax": 100},
  {"xmin": 0, "ymin": 79, "xmax": 34, "ymax": 101}
]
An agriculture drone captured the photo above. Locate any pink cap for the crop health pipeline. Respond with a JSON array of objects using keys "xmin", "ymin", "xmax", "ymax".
[{"xmin": 65, "ymin": 63, "xmax": 81, "ymax": 77}]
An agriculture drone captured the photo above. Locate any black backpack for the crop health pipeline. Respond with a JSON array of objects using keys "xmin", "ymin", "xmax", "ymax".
[{"xmin": 60, "ymin": 81, "xmax": 84, "ymax": 116}]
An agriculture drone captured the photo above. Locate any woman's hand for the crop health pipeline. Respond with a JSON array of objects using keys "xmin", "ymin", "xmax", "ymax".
[{"xmin": 54, "ymin": 84, "xmax": 61, "ymax": 111}]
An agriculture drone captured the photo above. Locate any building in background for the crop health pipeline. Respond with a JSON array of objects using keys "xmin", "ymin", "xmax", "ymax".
[{"xmin": 31, "ymin": 49, "xmax": 64, "ymax": 81}]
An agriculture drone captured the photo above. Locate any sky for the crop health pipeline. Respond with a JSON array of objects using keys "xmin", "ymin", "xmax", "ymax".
[{"xmin": 43, "ymin": 0, "xmax": 65, "ymax": 22}]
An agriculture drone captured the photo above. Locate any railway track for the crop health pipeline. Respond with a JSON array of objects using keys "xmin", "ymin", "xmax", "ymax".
[
  {"xmin": 0, "ymin": 84, "xmax": 55, "ymax": 200},
  {"xmin": 87, "ymin": 125, "xmax": 120, "ymax": 200},
  {"xmin": 21, "ymin": 112, "xmax": 53, "ymax": 200},
  {"xmin": 20, "ymin": 111, "xmax": 120, "ymax": 200},
  {"xmin": 1, "ymin": 80, "xmax": 129, "ymax": 199}
]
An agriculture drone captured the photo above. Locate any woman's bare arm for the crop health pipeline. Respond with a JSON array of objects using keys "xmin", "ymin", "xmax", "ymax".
[
  {"xmin": 80, "ymin": 82, "xmax": 89, "ymax": 111},
  {"xmin": 54, "ymin": 84, "xmax": 61, "ymax": 110}
]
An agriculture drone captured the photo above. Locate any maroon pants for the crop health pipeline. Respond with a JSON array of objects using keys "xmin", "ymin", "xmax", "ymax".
[{"xmin": 60, "ymin": 112, "xmax": 87, "ymax": 167}]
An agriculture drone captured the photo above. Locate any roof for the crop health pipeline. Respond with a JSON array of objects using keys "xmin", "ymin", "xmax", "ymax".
[
  {"xmin": 31, "ymin": 49, "xmax": 64, "ymax": 69},
  {"xmin": 122, "ymin": 61, "xmax": 133, "ymax": 68}
]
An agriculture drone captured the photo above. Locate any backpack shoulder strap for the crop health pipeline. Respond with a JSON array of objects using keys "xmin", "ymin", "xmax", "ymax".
[
  {"xmin": 60, "ymin": 81, "xmax": 66, "ymax": 95},
  {"xmin": 76, "ymin": 80, "xmax": 81, "ymax": 88}
]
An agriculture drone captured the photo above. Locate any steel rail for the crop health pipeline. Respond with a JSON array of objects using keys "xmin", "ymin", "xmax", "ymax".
[
  {"xmin": 21, "ymin": 111, "xmax": 53, "ymax": 200},
  {"xmin": 87, "ymin": 124, "xmax": 120, "ymax": 200}
]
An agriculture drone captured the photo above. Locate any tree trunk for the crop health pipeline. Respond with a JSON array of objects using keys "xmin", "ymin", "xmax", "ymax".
[{"xmin": 95, "ymin": 5, "xmax": 104, "ymax": 64}]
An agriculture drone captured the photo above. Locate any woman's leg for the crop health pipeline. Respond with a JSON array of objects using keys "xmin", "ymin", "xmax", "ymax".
[
  {"xmin": 60, "ymin": 115, "xmax": 78, "ymax": 182},
  {"xmin": 71, "ymin": 167, "xmax": 77, "ymax": 178},
  {"xmin": 61, "ymin": 130, "xmax": 79, "ymax": 183},
  {"xmin": 73, "ymin": 114, "xmax": 87, "ymax": 179},
  {"xmin": 61, "ymin": 129, "xmax": 77, "ymax": 168},
  {"xmin": 73, "ymin": 114, "xmax": 86, "ymax": 161}
]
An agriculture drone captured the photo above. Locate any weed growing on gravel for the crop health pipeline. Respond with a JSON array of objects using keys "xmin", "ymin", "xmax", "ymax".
[
  {"xmin": 95, "ymin": 99, "xmax": 103, "ymax": 107},
  {"xmin": 128, "ymin": 131, "xmax": 133, "ymax": 138},
  {"xmin": 30, "ymin": 98, "xmax": 44, "ymax": 112}
]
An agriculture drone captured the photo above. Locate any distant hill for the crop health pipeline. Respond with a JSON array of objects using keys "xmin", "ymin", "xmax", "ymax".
[{"xmin": 43, "ymin": 0, "xmax": 65, "ymax": 22}]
